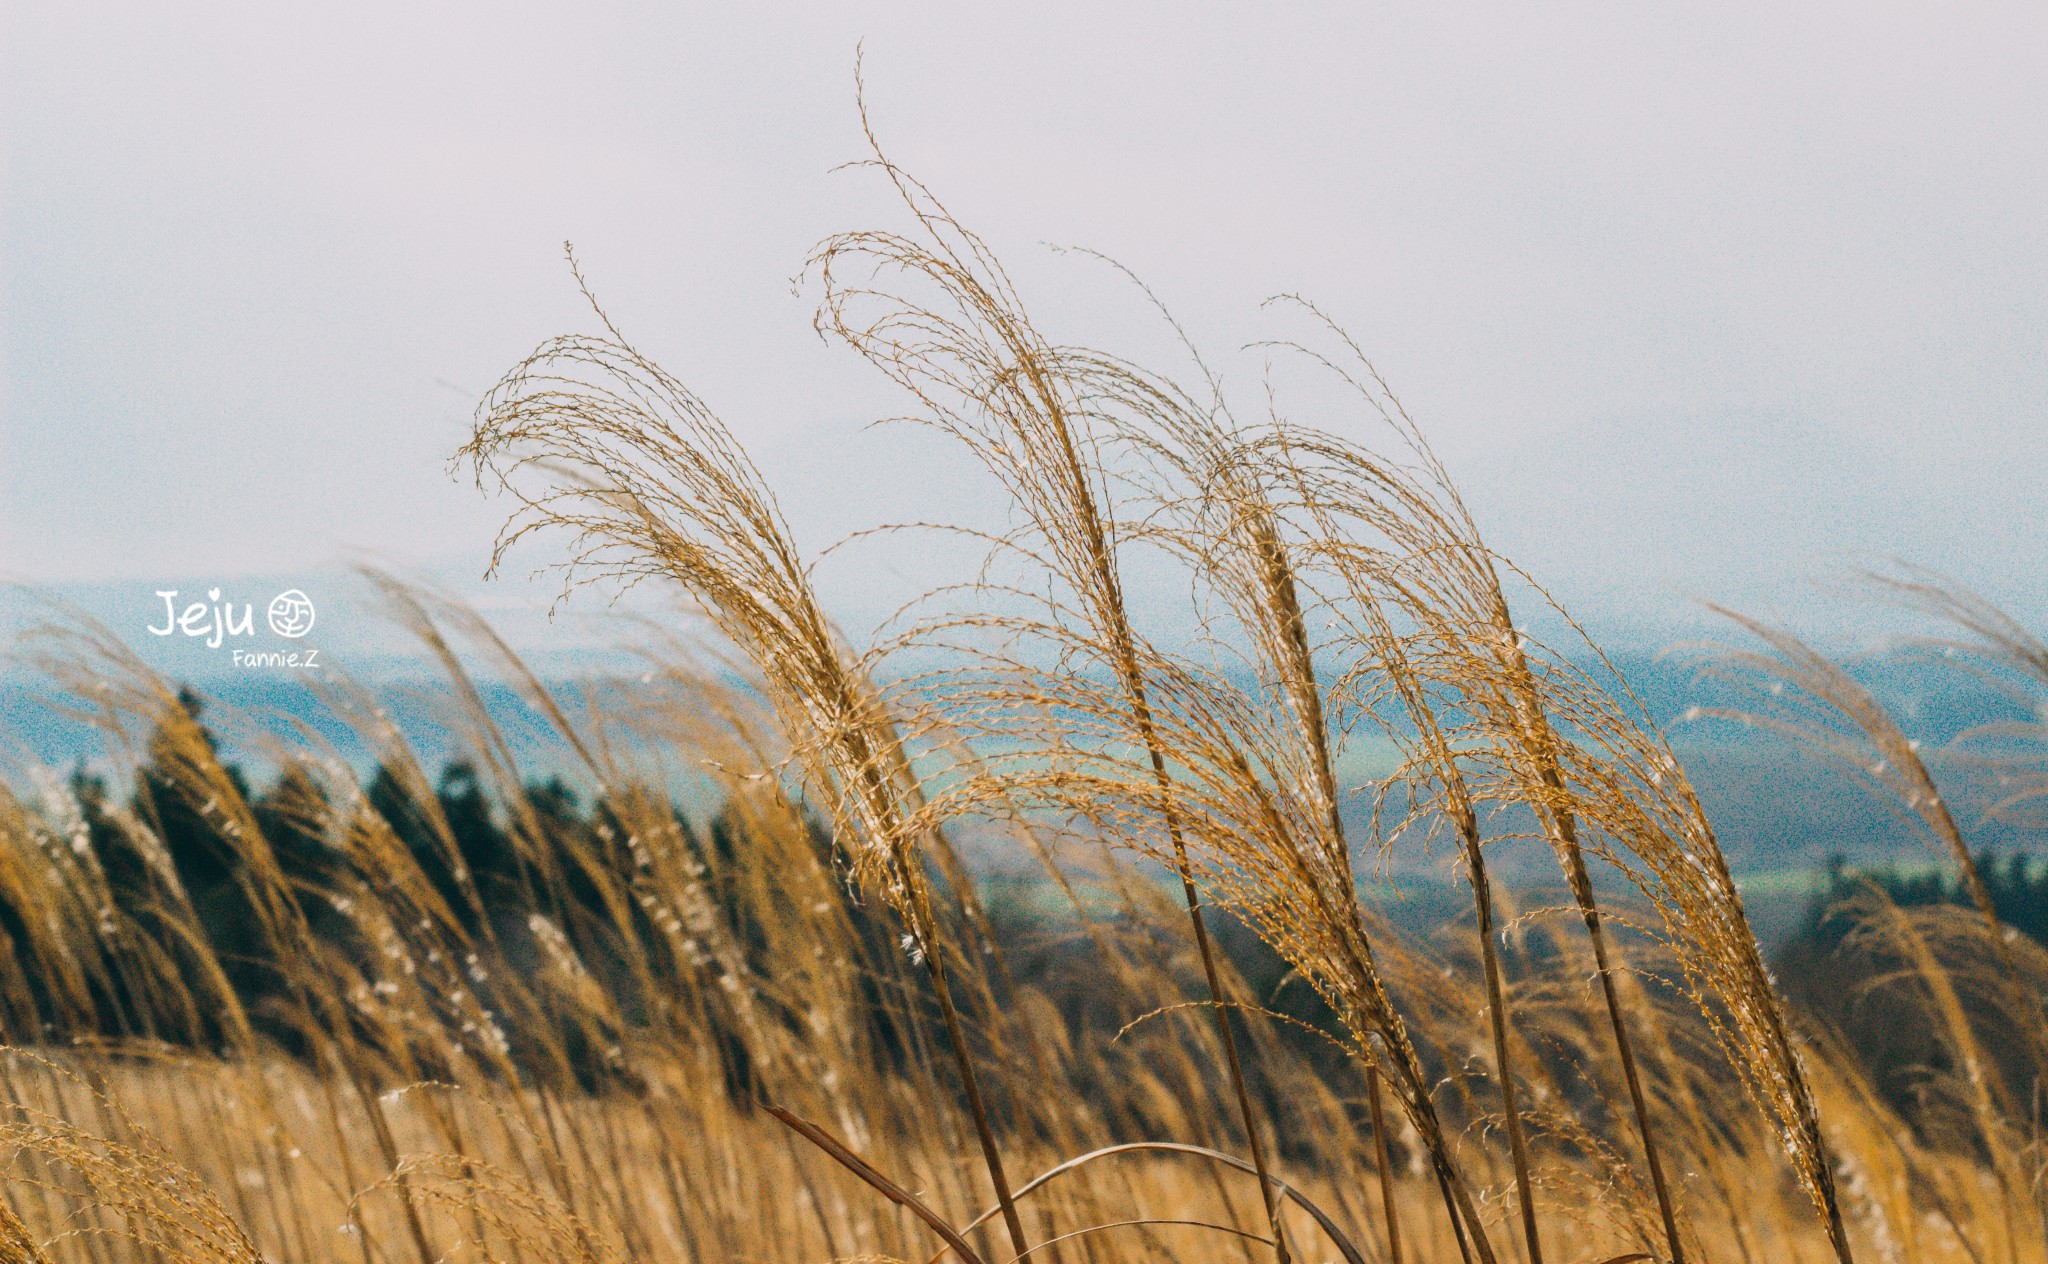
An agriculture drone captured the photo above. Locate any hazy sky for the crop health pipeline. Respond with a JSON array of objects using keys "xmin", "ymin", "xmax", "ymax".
[{"xmin": 6, "ymin": 2, "xmax": 2045, "ymax": 644}]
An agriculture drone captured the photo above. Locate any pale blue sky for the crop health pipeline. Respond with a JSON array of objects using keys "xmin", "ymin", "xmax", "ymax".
[{"xmin": 5, "ymin": 1, "xmax": 2044, "ymax": 645}]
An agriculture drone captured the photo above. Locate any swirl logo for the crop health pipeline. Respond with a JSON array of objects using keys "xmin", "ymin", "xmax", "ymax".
[{"xmin": 267, "ymin": 589, "xmax": 316, "ymax": 639}]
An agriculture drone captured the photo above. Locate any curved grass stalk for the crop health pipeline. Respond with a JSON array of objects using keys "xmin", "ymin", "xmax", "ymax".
[
  {"xmin": 461, "ymin": 290, "xmax": 1032, "ymax": 1259},
  {"xmin": 1070, "ymin": 317, "xmax": 1508, "ymax": 1258},
  {"xmin": 807, "ymin": 107, "xmax": 1293, "ymax": 1262},
  {"xmin": 945, "ymin": 1140, "xmax": 1371, "ymax": 1264}
]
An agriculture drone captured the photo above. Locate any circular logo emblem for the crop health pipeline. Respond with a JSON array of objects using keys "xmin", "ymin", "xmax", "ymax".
[{"xmin": 267, "ymin": 589, "xmax": 316, "ymax": 639}]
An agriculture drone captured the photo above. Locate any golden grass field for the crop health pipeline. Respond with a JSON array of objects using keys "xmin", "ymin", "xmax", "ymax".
[{"xmin": 1, "ymin": 140, "xmax": 2043, "ymax": 1264}]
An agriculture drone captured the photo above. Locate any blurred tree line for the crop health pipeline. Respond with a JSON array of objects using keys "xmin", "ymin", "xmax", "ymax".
[
  {"xmin": 1786, "ymin": 852, "xmax": 2048, "ymax": 956},
  {"xmin": 41, "ymin": 687, "xmax": 923, "ymax": 1089},
  {"xmin": 1776, "ymin": 851, "xmax": 2048, "ymax": 1130}
]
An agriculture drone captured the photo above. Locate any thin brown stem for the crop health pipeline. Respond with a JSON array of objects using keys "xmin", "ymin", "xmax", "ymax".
[
  {"xmin": 1562, "ymin": 838, "xmax": 1686, "ymax": 1264},
  {"xmin": 1134, "ymin": 691, "xmax": 1292, "ymax": 1264},
  {"xmin": 1463, "ymin": 831, "xmax": 1542, "ymax": 1264},
  {"xmin": 920, "ymin": 919, "xmax": 1032, "ymax": 1262},
  {"xmin": 1259, "ymin": 521, "xmax": 1475, "ymax": 1263},
  {"xmin": 1500, "ymin": 611, "xmax": 1683, "ymax": 1263},
  {"xmin": 1365, "ymin": 1058, "xmax": 1405, "ymax": 1264},
  {"xmin": 1047, "ymin": 373, "xmax": 1292, "ymax": 1264}
]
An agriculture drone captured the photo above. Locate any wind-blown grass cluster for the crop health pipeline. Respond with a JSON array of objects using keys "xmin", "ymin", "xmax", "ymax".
[{"xmin": 1, "ymin": 138, "xmax": 2043, "ymax": 1264}]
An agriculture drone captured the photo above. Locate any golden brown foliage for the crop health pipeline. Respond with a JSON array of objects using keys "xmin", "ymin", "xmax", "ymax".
[{"xmin": 0, "ymin": 149, "xmax": 2039, "ymax": 1264}]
